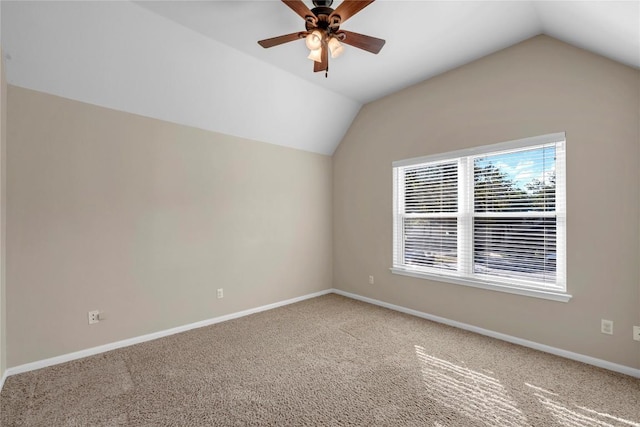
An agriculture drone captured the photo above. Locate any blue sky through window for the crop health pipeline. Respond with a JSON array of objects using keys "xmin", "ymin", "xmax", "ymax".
[{"xmin": 475, "ymin": 146, "xmax": 556, "ymax": 191}]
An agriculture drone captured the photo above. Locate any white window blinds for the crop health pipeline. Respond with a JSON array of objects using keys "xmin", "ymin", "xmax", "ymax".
[
  {"xmin": 392, "ymin": 133, "xmax": 567, "ymax": 298},
  {"xmin": 473, "ymin": 144, "xmax": 562, "ymax": 286},
  {"xmin": 401, "ymin": 162, "xmax": 458, "ymax": 271}
]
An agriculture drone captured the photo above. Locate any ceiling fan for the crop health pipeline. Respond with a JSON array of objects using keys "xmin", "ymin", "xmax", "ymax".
[{"xmin": 258, "ymin": 0, "xmax": 385, "ymax": 77}]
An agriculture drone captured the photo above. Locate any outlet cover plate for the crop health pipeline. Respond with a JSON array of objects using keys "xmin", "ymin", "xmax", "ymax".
[
  {"xmin": 88, "ymin": 310, "xmax": 100, "ymax": 325},
  {"xmin": 601, "ymin": 319, "xmax": 613, "ymax": 335},
  {"xmin": 633, "ymin": 326, "xmax": 640, "ymax": 342}
]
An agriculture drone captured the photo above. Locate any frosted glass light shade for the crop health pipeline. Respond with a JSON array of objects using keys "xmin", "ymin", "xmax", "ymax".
[
  {"xmin": 307, "ymin": 48, "xmax": 322, "ymax": 62},
  {"xmin": 305, "ymin": 30, "xmax": 323, "ymax": 51},
  {"xmin": 328, "ymin": 37, "xmax": 344, "ymax": 58}
]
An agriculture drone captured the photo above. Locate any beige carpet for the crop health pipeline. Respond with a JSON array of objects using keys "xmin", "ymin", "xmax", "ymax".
[{"xmin": 1, "ymin": 294, "xmax": 639, "ymax": 426}]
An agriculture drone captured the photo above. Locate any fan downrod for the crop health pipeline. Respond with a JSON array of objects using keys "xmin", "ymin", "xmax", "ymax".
[{"xmin": 312, "ymin": 0, "xmax": 333, "ymax": 7}]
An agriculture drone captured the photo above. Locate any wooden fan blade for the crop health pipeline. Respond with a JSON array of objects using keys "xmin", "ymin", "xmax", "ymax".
[
  {"xmin": 314, "ymin": 46, "xmax": 329, "ymax": 73},
  {"xmin": 338, "ymin": 30, "xmax": 385, "ymax": 54},
  {"xmin": 329, "ymin": 0, "xmax": 374, "ymax": 24},
  {"xmin": 258, "ymin": 32, "xmax": 305, "ymax": 48},
  {"xmin": 282, "ymin": 0, "xmax": 315, "ymax": 21}
]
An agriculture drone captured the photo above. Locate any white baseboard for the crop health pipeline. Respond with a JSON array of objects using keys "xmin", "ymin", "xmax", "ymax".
[
  {"xmin": 332, "ymin": 289, "xmax": 640, "ymax": 379},
  {"xmin": 2, "ymin": 286, "xmax": 637, "ymax": 395},
  {"xmin": 0, "ymin": 369, "xmax": 7, "ymax": 392},
  {"xmin": 2, "ymin": 289, "xmax": 333, "ymax": 382}
]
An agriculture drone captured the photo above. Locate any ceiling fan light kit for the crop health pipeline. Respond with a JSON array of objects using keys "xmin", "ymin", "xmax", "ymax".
[
  {"xmin": 305, "ymin": 30, "xmax": 323, "ymax": 51},
  {"xmin": 258, "ymin": 0, "xmax": 385, "ymax": 77}
]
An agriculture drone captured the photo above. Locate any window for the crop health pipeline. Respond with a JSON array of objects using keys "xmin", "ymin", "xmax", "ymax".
[{"xmin": 392, "ymin": 133, "xmax": 569, "ymax": 302}]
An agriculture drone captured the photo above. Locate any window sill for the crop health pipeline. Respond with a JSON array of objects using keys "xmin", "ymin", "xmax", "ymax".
[{"xmin": 390, "ymin": 267, "xmax": 572, "ymax": 302}]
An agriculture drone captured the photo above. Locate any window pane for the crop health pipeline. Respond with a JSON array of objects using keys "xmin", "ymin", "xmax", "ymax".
[
  {"xmin": 404, "ymin": 218, "xmax": 457, "ymax": 271},
  {"xmin": 405, "ymin": 162, "xmax": 458, "ymax": 214},
  {"xmin": 474, "ymin": 217, "xmax": 556, "ymax": 284},
  {"xmin": 475, "ymin": 146, "xmax": 556, "ymax": 213}
]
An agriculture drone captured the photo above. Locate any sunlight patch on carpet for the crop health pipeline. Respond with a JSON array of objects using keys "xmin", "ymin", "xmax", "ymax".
[
  {"xmin": 415, "ymin": 345, "xmax": 528, "ymax": 426},
  {"xmin": 525, "ymin": 383, "xmax": 640, "ymax": 427}
]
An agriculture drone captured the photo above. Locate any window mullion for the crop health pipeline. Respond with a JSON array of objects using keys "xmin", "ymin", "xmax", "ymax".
[
  {"xmin": 393, "ymin": 167, "xmax": 405, "ymax": 266},
  {"xmin": 457, "ymin": 157, "xmax": 473, "ymax": 276}
]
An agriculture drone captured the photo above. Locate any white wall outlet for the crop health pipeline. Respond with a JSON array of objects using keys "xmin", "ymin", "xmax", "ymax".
[
  {"xmin": 633, "ymin": 326, "xmax": 640, "ymax": 342},
  {"xmin": 217, "ymin": 288, "xmax": 223, "ymax": 299},
  {"xmin": 88, "ymin": 310, "xmax": 100, "ymax": 325},
  {"xmin": 369, "ymin": 275, "xmax": 374, "ymax": 285},
  {"xmin": 601, "ymin": 319, "xmax": 613, "ymax": 335}
]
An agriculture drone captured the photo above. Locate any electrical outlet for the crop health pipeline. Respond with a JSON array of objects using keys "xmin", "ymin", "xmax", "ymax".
[
  {"xmin": 88, "ymin": 310, "xmax": 100, "ymax": 325},
  {"xmin": 369, "ymin": 275, "xmax": 374, "ymax": 285},
  {"xmin": 601, "ymin": 319, "xmax": 613, "ymax": 335},
  {"xmin": 217, "ymin": 288, "xmax": 224, "ymax": 299},
  {"xmin": 633, "ymin": 326, "xmax": 640, "ymax": 342}
]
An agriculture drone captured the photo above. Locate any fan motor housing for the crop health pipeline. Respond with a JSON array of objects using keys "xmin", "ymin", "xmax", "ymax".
[
  {"xmin": 312, "ymin": 0, "xmax": 333, "ymax": 7},
  {"xmin": 306, "ymin": 7, "xmax": 337, "ymax": 33}
]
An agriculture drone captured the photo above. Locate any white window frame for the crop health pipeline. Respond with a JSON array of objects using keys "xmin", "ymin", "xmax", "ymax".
[{"xmin": 391, "ymin": 133, "xmax": 570, "ymax": 302}]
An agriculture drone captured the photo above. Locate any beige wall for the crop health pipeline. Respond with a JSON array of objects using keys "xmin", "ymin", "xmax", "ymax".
[
  {"xmin": 6, "ymin": 86, "xmax": 333, "ymax": 367},
  {"xmin": 333, "ymin": 36, "xmax": 640, "ymax": 369},
  {"xmin": 1, "ymin": 49, "xmax": 6, "ymax": 377}
]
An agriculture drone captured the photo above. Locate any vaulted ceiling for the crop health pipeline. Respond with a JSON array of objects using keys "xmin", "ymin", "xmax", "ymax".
[{"xmin": 2, "ymin": 1, "xmax": 639, "ymax": 155}]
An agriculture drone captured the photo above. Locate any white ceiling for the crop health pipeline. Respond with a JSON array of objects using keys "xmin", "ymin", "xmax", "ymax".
[{"xmin": 2, "ymin": 1, "xmax": 639, "ymax": 155}]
